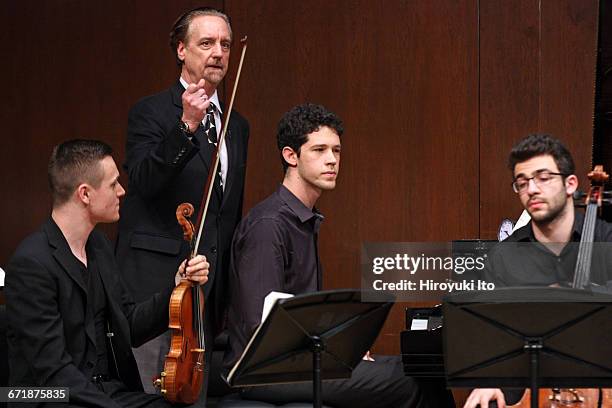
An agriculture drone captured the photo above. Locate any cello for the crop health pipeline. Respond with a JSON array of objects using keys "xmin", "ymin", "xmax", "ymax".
[
  {"xmin": 153, "ymin": 37, "xmax": 248, "ymax": 404},
  {"xmin": 511, "ymin": 165, "xmax": 612, "ymax": 407}
]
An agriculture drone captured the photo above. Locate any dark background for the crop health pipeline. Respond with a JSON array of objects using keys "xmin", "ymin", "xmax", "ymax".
[{"xmin": 0, "ymin": 0, "xmax": 599, "ymax": 354}]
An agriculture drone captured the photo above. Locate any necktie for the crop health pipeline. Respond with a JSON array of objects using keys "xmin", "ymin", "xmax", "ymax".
[
  {"xmin": 203, "ymin": 103, "xmax": 224, "ymax": 194},
  {"xmin": 204, "ymin": 104, "xmax": 218, "ymax": 146}
]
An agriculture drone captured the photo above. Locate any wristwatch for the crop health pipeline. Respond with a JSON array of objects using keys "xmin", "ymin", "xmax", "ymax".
[{"xmin": 179, "ymin": 120, "xmax": 193, "ymax": 134}]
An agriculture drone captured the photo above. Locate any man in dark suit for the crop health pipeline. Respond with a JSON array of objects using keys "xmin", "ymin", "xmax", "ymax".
[
  {"xmin": 5, "ymin": 140, "xmax": 209, "ymax": 407},
  {"xmin": 114, "ymin": 7, "xmax": 249, "ymax": 398}
]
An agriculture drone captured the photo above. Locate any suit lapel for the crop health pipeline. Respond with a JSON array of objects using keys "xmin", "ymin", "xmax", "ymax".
[
  {"xmin": 44, "ymin": 219, "xmax": 96, "ymax": 346},
  {"xmin": 170, "ymin": 80, "xmax": 184, "ymax": 109},
  {"xmin": 46, "ymin": 219, "xmax": 87, "ymax": 294}
]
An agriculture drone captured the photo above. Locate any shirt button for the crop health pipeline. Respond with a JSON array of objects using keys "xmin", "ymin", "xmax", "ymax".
[{"xmin": 210, "ymin": 247, "xmax": 217, "ymax": 254}]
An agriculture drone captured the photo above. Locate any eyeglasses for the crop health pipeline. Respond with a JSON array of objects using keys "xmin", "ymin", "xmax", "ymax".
[{"xmin": 511, "ymin": 171, "xmax": 567, "ymax": 193}]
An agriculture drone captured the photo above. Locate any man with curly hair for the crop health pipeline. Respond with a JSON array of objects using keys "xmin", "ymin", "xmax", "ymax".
[{"xmin": 223, "ymin": 104, "xmax": 453, "ymax": 407}]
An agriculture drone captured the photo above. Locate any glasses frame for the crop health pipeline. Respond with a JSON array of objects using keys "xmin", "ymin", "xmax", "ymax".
[{"xmin": 511, "ymin": 171, "xmax": 567, "ymax": 194}]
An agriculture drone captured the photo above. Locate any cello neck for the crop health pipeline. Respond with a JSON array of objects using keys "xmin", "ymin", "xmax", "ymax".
[{"xmin": 572, "ymin": 165, "xmax": 609, "ymax": 288}]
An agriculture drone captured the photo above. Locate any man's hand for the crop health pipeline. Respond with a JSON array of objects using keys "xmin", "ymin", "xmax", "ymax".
[
  {"xmin": 463, "ymin": 388, "xmax": 506, "ymax": 408},
  {"xmin": 175, "ymin": 255, "xmax": 209, "ymax": 285},
  {"xmin": 181, "ymin": 78, "xmax": 210, "ymax": 132}
]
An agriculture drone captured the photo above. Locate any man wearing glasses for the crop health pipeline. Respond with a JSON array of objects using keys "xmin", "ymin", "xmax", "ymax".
[{"xmin": 463, "ymin": 133, "xmax": 612, "ymax": 407}]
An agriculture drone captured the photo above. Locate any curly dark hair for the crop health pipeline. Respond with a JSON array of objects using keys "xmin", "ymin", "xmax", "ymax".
[
  {"xmin": 508, "ymin": 133, "xmax": 575, "ymax": 176},
  {"xmin": 277, "ymin": 103, "xmax": 344, "ymax": 172},
  {"xmin": 48, "ymin": 139, "xmax": 113, "ymax": 206},
  {"xmin": 169, "ymin": 7, "xmax": 232, "ymax": 67}
]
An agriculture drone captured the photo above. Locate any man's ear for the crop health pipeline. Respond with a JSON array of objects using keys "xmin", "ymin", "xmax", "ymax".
[
  {"xmin": 282, "ymin": 147, "xmax": 298, "ymax": 168},
  {"xmin": 76, "ymin": 184, "xmax": 91, "ymax": 205},
  {"xmin": 565, "ymin": 174, "xmax": 579, "ymax": 196},
  {"xmin": 177, "ymin": 41, "xmax": 186, "ymax": 63}
]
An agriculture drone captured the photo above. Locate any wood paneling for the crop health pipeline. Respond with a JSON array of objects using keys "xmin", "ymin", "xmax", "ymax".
[
  {"xmin": 479, "ymin": 0, "xmax": 598, "ymax": 239},
  {"xmin": 479, "ymin": 0, "xmax": 542, "ymax": 238},
  {"xmin": 539, "ymin": 1, "xmax": 598, "ymax": 178}
]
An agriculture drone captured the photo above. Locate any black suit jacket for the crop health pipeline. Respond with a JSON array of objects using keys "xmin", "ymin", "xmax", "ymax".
[
  {"xmin": 5, "ymin": 219, "xmax": 172, "ymax": 408},
  {"xmin": 115, "ymin": 81, "xmax": 249, "ymax": 328}
]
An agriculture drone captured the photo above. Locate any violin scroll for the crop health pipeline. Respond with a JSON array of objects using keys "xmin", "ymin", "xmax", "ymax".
[{"xmin": 176, "ymin": 203, "xmax": 195, "ymax": 243}]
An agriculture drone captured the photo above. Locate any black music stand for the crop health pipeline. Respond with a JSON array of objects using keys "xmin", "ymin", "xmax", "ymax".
[
  {"xmin": 225, "ymin": 289, "xmax": 394, "ymax": 408},
  {"xmin": 443, "ymin": 287, "xmax": 612, "ymax": 408}
]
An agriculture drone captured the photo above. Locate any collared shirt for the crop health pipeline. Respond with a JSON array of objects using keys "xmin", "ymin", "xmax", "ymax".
[
  {"xmin": 179, "ymin": 77, "xmax": 228, "ymax": 189},
  {"xmin": 224, "ymin": 184, "xmax": 324, "ymax": 368},
  {"xmin": 484, "ymin": 212, "xmax": 612, "ymax": 288}
]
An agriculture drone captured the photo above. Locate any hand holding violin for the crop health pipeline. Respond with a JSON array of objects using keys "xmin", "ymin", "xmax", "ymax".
[{"xmin": 175, "ymin": 255, "xmax": 209, "ymax": 286}]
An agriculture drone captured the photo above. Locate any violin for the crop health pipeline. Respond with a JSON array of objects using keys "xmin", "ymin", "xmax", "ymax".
[
  {"xmin": 153, "ymin": 203, "xmax": 205, "ymax": 403},
  {"xmin": 153, "ymin": 37, "xmax": 248, "ymax": 404},
  {"xmin": 511, "ymin": 165, "xmax": 612, "ymax": 408}
]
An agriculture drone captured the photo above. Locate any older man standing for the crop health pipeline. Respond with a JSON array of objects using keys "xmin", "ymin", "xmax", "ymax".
[{"xmin": 115, "ymin": 7, "xmax": 249, "ymax": 400}]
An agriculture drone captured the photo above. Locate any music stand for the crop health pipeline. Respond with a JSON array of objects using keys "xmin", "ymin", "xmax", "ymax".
[
  {"xmin": 443, "ymin": 287, "xmax": 612, "ymax": 408},
  {"xmin": 225, "ymin": 289, "xmax": 394, "ymax": 408}
]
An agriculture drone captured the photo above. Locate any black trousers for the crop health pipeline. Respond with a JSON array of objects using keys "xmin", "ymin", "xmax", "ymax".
[
  {"xmin": 95, "ymin": 379, "xmax": 173, "ymax": 407},
  {"xmin": 6, "ymin": 380, "xmax": 172, "ymax": 408},
  {"xmin": 240, "ymin": 355, "xmax": 454, "ymax": 408}
]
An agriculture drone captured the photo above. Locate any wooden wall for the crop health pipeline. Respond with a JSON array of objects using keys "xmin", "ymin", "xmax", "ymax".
[
  {"xmin": 0, "ymin": 1, "xmax": 598, "ymax": 354},
  {"xmin": 479, "ymin": 0, "xmax": 598, "ymax": 238}
]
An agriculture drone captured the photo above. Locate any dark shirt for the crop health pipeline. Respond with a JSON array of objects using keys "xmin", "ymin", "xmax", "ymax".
[
  {"xmin": 78, "ymin": 247, "xmax": 110, "ymax": 377},
  {"xmin": 484, "ymin": 212, "xmax": 612, "ymax": 288},
  {"xmin": 224, "ymin": 185, "xmax": 323, "ymax": 368}
]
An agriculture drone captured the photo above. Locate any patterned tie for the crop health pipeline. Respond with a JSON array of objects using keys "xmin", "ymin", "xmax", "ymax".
[
  {"xmin": 203, "ymin": 103, "xmax": 224, "ymax": 194},
  {"xmin": 204, "ymin": 104, "xmax": 218, "ymax": 145}
]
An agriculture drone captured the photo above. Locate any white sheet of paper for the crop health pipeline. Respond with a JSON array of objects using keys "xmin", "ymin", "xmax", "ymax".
[
  {"xmin": 227, "ymin": 290, "xmax": 295, "ymax": 383},
  {"xmin": 410, "ymin": 318, "xmax": 428, "ymax": 331},
  {"xmin": 261, "ymin": 291, "xmax": 294, "ymax": 323},
  {"xmin": 0, "ymin": 267, "xmax": 4, "ymax": 287}
]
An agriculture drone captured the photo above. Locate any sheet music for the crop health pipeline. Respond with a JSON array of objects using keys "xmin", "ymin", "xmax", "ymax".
[
  {"xmin": 261, "ymin": 291, "xmax": 293, "ymax": 322},
  {"xmin": 227, "ymin": 291, "xmax": 294, "ymax": 383}
]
